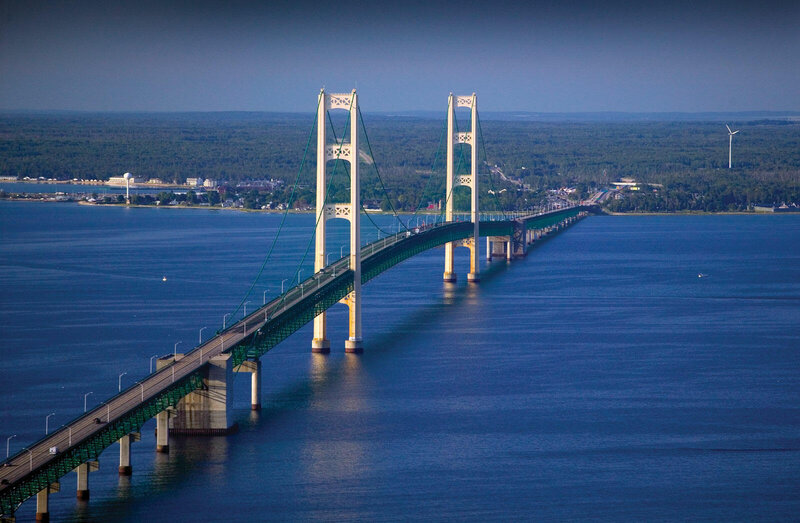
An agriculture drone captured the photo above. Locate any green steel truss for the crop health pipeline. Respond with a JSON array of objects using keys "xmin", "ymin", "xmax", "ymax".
[
  {"xmin": 1, "ymin": 372, "xmax": 204, "ymax": 516},
  {"xmin": 0, "ymin": 207, "xmax": 584, "ymax": 517}
]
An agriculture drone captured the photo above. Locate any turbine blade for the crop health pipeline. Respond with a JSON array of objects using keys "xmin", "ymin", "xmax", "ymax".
[
  {"xmin": 732, "ymin": 130, "xmax": 740, "ymax": 135},
  {"xmin": 726, "ymin": 124, "xmax": 732, "ymax": 133}
]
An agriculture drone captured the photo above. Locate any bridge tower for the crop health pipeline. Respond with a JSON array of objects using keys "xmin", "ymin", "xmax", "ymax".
[
  {"xmin": 313, "ymin": 89, "xmax": 363, "ymax": 353},
  {"xmin": 443, "ymin": 93, "xmax": 480, "ymax": 283}
]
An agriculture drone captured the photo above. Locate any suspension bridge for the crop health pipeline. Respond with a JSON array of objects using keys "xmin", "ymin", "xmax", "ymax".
[{"xmin": 0, "ymin": 90, "xmax": 590, "ymax": 521}]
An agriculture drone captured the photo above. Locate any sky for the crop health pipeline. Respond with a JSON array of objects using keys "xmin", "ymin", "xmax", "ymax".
[{"xmin": 1, "ymin": 0, "xmax": 798, "ymax": 113}]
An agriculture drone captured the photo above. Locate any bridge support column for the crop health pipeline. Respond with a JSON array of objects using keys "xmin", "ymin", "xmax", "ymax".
[
  {"xmin": 316, "ymin": 89, "xmax": 363, "ymax": 352},
  {"xmin": 235, "ymin": 359, "xmax": 261, "ymax": 410},
  {"xmin": 312, "ymin": 89, "xmax": 331, "ymax": 354},
  {"xmin": 342, "ymin": 291, "xmax": 363, "ymax": 353},
  {"xmin": 156, "ymin": 411, "xmax": 169, "ymax": 453},
  {"xmin": 154, "ymin": 355, "xmax": 181, "ymax": 452},
  {"xmin": 171, "ymin": 353, "xmax": 236, "ymax": 434},
  {"xmin": 35, "ymin": 483, "xmax": 58, "ymax": 522},
  {"xmin": 35, "ymin": 488, "xmax": 48, "ymax": 522},
  {"xmin": 118, "ymin": 433, "xmax": 139, "ymax": 475},
  {"xmin": 251, "ymin": 359, "xmax": 261, "ymax": 410},
  {"xmin": 486, "ymin": 237, "xmax": 492, "ymax": 261},
  {"xmin": 444, "ymin": 92, "xmax": 479, "ymax": 283},
  {"xmin": 75, "ymin": 463, "xmax": 89, "ymax": 500},
  {"xmin": 489, "ymin": 237, "xmax": 505, "ymax": 260},
  {"xmin": 443, "ymin": 93, "xmax": 457, "ymax": 283}
]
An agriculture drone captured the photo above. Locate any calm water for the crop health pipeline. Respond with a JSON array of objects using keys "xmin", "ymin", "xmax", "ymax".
[{"xmin": 1, "ymin": 201, "xmax": 799, "ymax": 521}]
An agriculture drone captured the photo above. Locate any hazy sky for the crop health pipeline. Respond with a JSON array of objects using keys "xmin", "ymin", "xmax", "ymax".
[{"xmin": 1, "ymin": 0, "xmax": 798, "ymax": 112}]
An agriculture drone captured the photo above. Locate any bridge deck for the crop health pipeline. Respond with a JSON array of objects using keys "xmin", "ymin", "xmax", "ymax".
[{"xmin": 0, "ymin": 208, "xmax": 583, "ymax": 515}]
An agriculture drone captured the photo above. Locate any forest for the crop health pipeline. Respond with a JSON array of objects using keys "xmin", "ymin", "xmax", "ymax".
[{"xmin": 1, "ymin": 112, "xmax": 798, "ymax": 212}]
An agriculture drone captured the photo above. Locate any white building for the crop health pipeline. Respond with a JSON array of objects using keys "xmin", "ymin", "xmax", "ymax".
[{"xmin": 107, "ymin": 176, "xmax": 134, "ymax": 186}]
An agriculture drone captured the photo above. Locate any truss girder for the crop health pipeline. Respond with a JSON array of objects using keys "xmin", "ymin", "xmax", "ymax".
[{"xmin": 0, "ymin": 372, "xmax": 203, "ymax": 516}]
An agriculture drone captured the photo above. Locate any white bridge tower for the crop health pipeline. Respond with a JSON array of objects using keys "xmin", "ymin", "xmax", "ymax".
[
  {"xmin": 443, "ymin": 93, "xmax": 480, "ymax": 283},
  {"xmin": 313, "ymin": 89, "xmax": 363, "ymax": 354}
]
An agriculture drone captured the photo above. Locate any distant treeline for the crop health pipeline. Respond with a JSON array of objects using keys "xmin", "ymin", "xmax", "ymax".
[{"xmin": 1, "ymin": 112, "xmax": 798, "ymax": 212}]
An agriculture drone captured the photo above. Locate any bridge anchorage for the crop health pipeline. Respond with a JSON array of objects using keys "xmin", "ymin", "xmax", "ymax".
[{"xmin": 0, "ymin": 88, "xmax": 592, "ymax": 522}]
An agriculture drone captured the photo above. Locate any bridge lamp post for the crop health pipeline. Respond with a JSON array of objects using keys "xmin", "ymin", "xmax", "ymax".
[
  {"xmin": 223, "ymin": 313, "xmax": 231, "ymax": 329},
  {"xmin": 83, "ymin": 391, "xmax": 94, "ymax": 412},
  {"xmin": 45, "ymin": 412, "xmax": 55, "ymax": 435},
  {"xmin": 174, "ymin": 341, "xmax": 182, "ymax": 358},
  {"xmin": 149, "ymin": 354, "xmax": 159, "ymax": 373},
  {"xmin": 243, "ymin": 301, "xmax": 251, "ymax": 316},
  {"xmin": 263, "ymin": 290, "xmax": 268, "ymax": 305},
  {"xmin": 340, "ymin": 245, "xmax": 345, "ymax": 258},
  {"xmin": 199, "ymin": 327, "xmax": 207, "ymax": 344},
  {"xmin": 281, "ymin": 279, "xmax": 288, "ymax": 294},
  {"xmin": 136, "ymin": 382, "xmax": 144, "ymax": 402},
  {"xmin": 118, "ymin": 372, "xmax": 127, "ymax": 392},
  {"xmin": 6, "ymin": 434, "xmax": 16, "ymax": 459}
]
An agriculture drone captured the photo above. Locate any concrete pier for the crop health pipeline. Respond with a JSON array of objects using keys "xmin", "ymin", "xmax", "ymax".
[
  {"xmin": 170, "ymin": 353, "xmax": 236, "ymax": 434},
  {"xmin": 75, "ymin": 463, "xmax": 89, "ymax": 500},
  {"xmin": 118, "ymin": 433, "xmax": 139, "ymax": 475},
  {"xmin": 235, "ymin": 360, "xmax": 261, "ymax": 411},
  {"xmin": 156, "ymin": 411, "xmax": 169, "ymax": 453},
  {"xmin": 35, "ymin": 483, "xmax": 58, "ymax": 522},
  {"xmin": 345, "ymin": 338, "xmax": 364, "ymax": 354},
  {"xmin": 154, "ymin": 355, "xmax": 182, "ymax": 452}
]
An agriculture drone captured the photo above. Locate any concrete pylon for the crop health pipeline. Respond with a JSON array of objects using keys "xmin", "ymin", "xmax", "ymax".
[
  {"xmin": 170, "ymin": 353, "xmax": 236, "ymax": 434},
  {"xmin": 118, "ymin": 433, "xmax": 139, "ymax": 475},
  {"xmin": 234, "ymin": 359, "xmax": 261, "ymax": 410},
  {"xmin": 154, "ymin": 355, "xmax": 180, "ymax": 453},
  {"xmin": 312, "ymin": 89, "xmax": 331, "ymax": 354},
  {"xmin": 313, "ymin": 89, "xmax": 363, "ymax": 353},
  {"xmin": 75, "ymin": 461, "xmax": 98, "ymax": 499},
  {"xmin": 444, "ymin": 93, "xmax": 480, "ymax": 283},
  {"xmin": 35, "ymin": 482, "xmax": 58, "ymax": 522}
]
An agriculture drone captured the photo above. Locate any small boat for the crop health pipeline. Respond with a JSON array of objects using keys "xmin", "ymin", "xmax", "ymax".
[
  {"xmin": 162, "ymin": 276, "xmax": 167, "ymax": 282},
  {"xmin": 697, "ymin": 273, "xmax": 708, "ymax": 278}
]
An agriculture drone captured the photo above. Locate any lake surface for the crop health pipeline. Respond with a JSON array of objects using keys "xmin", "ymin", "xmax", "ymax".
[{"xmin": 1, "ymin": 201, "xmax": 799, "ymax": 521}]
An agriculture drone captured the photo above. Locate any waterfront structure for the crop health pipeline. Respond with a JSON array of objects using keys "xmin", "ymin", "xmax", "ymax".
[
  {"xmin": 443, "ymin": 93, "xmax": 480, "ymax": 283},
  {"xmin": 312, "ymin": 89, "xmax": 362, "ymax": 354},
  {"xmin": 0, "ymin": 91, "xmax": 591, "ymax": 521}
]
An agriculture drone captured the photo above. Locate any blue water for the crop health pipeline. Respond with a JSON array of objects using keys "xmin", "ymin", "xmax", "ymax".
[{"xmin": 1, "ymin": 201, "xmax": 799, "ymax": 521}]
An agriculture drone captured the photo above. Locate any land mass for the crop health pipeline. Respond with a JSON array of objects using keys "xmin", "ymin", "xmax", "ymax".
[{"xmin": 1, "ymin": 112, "xmax": 798, "ymax": 213}]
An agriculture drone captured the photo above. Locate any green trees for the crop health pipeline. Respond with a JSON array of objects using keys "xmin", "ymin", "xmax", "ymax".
[{"xmin": 0, "ymin": 113, "xmax": 797, "ymax": 212}]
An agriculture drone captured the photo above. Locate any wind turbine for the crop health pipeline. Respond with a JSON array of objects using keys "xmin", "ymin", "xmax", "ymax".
[{"xmin": 726, "ymin": 124, "xmax": 740, "ymax": 169}]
